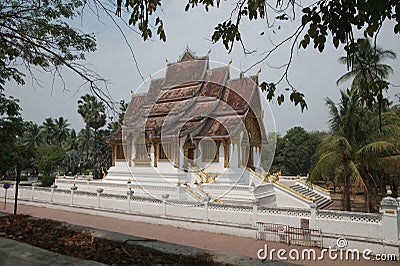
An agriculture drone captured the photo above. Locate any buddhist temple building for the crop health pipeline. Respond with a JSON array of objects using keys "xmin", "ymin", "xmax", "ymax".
[
  {"xmin": 56, "ymin": 48, "xmax": 332, "ymax": 209},
  {"xmin": 108, "ymin": 48, "xmax": 267, "ymax": 179}
]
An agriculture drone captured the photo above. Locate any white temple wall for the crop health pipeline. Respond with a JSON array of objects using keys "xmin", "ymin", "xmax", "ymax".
[
  {"xmin": 273, "ymin": 186, "xmax": 310, "ymax": 209},
  {"xmin": 2, "ymin": 186, "xmax": 398, "ymax": 256}
]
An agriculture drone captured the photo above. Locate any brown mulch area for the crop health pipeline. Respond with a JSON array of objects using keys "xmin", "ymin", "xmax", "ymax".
[{"xmin": 0, "ymin": 214, "xmax": 228, "ymax": 265}]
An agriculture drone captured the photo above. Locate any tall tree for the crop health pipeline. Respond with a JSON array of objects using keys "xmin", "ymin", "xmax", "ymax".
[
  {"xmin": 108, "ymin": 100, "xmax": 128, "ymax": 133},
  {"xmin": 0, "ymin": 0, "xmax": 110, "ymax": 99},
  {"xmin": 311, "ymin": 90, "xmax": 400, "ymax": 211},
  {"xmin": 41, "ymin": 118, "xmax": 56, "ymax": 145},
  {"xmin": 53, "ymin": 117, "xmax": 70, "ymax": 147},
  {"xmin": 78, "ymin": 94, "xmax": 106, "ymax": 178},
  {"xmin": 0, "ymin": 93, "xmax": 24, "ymax": 176},
  {"xmin": 22, "ymin": 122, "xmax": 43, "ymax": 149},
  {"xmin": 269, "ymin": 127, "xmax": 324, "ymax": 175},
  {"xmin": 336, "ymin": 38, "xmax": 396, "ymax": 131},
  {"xmin": 34, "ymin": 145, "xmax": 66, "ymax": 175}
]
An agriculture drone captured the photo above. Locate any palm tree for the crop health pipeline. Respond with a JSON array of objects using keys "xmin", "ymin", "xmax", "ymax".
[
  {"xmin": 337, "ymin": 38, "xmax": 396, "ymax": 130},
  {"xmin": 77, "ymin": 128, "xmax": 94, "ymax": 171},
  {"xmin": 41, "ymin": 117, "xmax": 55, "ymax": 145},
  {"xmin": 53, "ymin": 117, "xmax": 70, "ymax": 147},
  {"xmin": 312, "ymin": 90, "xmax": 400, "ymax": 211},
  {"xmin": 78, "ymin": 94, "xmax": 106, "ymax": 178},
  {"xmin": 108, "ymin": 100, "xmax": 128, "ymax": 133},
  {"xmin": 23, "ymin": 122, "xmax": 43, "ymax": 148},
  {"xmin": 64, "ymin": 129, "xmax": 78, "ymax": 151},
  {"xmin": 78, "ymin": 94, "xmax": 107, "ymax": 132}
]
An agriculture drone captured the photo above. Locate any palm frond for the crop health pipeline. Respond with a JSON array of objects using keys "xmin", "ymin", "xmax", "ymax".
[
  {"xmin": 357, "ymin": 141, "xmax": 398, "ymax": 157},
  {"xmin": 348, "ymin": 160, "xmax": 366, "ymax": 190},
  {"xmin": 336, "ymin": 70, "xmax": 358, "ymax": 85},
  {"xmin": 310, "ymin": 150, "xmax": 339, "ymax": 181},
  {"xmin": 379, "ymin": 155, "xmax": 400, "ymax": 172}
]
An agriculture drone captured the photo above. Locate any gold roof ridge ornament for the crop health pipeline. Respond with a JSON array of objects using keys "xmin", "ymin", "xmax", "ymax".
[
  {"xmin": 205, "ymin": 48, "xmax": 211, "ymax": 58},
  {"xmin": 256, "ymin": 68, "xmax": 261, "ymax": 77}
]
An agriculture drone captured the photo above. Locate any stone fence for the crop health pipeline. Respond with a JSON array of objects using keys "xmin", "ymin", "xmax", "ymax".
[{"xmin": 1, "ymin": 185, "xmax": 399, "ymax": 257}]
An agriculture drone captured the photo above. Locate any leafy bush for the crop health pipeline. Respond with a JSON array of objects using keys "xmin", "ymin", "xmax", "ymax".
[{"xmin": 40, "ymin": 175, "xmax": 55, "ymax": 187}]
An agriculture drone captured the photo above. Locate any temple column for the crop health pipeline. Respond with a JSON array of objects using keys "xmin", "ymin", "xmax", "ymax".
[
  {"xmin": 229, "ymin": 143, "xmax": 239, "ymax": 169},
  {"xmin": 179, "ymin": 137, "xmax": 186, "ymax": 169},
  {"xmin": 218, "ymin": 142, "xmax": 224, "ymax": 169},
  {"xmin": 224, "ymin": 141, "xmax": 230, "ymax": 168},
  {"xmin": 150, "ymin": 143, "xmax": 155, "ymax": 167},
  {"xmin": 255, "ymin": 147, "xmax": 261, "ymax": 168},
  {"xmin": 174, "ymin": 140, "xmax": 179, "ymax": 168}
]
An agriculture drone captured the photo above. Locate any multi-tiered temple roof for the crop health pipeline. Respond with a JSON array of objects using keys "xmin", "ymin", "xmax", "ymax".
[{"xmin": 122, "ymin": 48, "xmax": 267, "ymax": 145}]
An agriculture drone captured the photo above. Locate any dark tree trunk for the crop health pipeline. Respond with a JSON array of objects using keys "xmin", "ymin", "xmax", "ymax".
[
  {"xmin": 13, "ymin": 162, "xmax": 21, "ymax": 215},
  {"xmin": 342, "ymin": 168, "xmax": 352, "ymax": 211}
]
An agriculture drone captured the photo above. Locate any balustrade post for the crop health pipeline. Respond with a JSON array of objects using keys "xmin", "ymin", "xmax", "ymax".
[
  {"xmin": 127, "ymin": 189, "xmax": 134, "ymax": 212},
  {"xmin": 177, "ymin": 183, "xmax": 186, "ymax": 200},
  {"xmin": 397, "ymin": 197, "xmax": 400, "ymax": 240},
  {"xmin": 96, "ymin": 188, "xmax": 104, "ymax": 208},
  {"xmin": 252, "ymin": 199, "xmax": 260, "ymax": 227},
  {"xmin": 162, "ymin": 194, "xmax": 169, "ymax": 217},
  {"xmin": 70, "ymin": 184, "xmax": 77, "ymax": 205},
  {"xmin": 31, "ymin": 183, "xmax": 37, "ymax": 201},
  {"xmin": 309, "ymin": 203, "xmax": 317, "ymax": 228},
  {"xmin": 203, "ymin": 196, "xmax": 210, "ymax": 221},
  {"xmin": 380, "ymin": 196, "xmax": 399, "ymax": 254},
  {"xmin": 50, "ymin": 184, "xmax": 58, "ymax": 202}
]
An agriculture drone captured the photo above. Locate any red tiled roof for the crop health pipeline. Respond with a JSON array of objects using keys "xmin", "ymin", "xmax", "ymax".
[
  {"xmin": 162, "ymin": 59, "xmax": 207, "ymax": 89},
  {"xmin": 120, "ymin": 50, "xmax": 267, "ymax": 145}
]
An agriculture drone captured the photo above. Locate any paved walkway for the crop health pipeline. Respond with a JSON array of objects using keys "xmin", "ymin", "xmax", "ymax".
[{"xmin": 2, "ymin": 203, "xmax": 397, "ymax": 265}]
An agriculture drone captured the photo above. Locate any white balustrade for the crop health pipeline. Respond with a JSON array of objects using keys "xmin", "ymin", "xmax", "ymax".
[{"xmin": 0, "ymin": 185, "xmax": 398, "ymax": 256}]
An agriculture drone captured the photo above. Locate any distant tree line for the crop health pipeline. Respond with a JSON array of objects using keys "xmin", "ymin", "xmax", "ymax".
[{"xmin": 0, "ymin": 93, "xmax": 127, "ymax": 182}]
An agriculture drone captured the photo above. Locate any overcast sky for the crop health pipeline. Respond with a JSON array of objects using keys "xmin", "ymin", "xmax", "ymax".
[{"xmin": 5, "ymin": 2, "xmax": 400, "ymax": 135}]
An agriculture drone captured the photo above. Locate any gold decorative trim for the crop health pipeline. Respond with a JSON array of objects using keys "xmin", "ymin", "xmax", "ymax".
[{"xmin": 297, "ymin": 178, "xmax": 330, "ymax": 193}]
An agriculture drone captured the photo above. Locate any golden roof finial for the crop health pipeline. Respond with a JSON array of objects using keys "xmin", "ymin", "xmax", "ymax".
[
  {"xmin": 206, "ymin": 48, "xmax": 211, "ymax": 57},
  {"xmin": 256, "ymin": 68, "xmax": 261, "ymax": 77}
]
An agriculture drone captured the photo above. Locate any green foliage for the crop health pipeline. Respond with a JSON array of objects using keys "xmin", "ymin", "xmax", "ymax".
[
  {"xmin": 0, "ymin": 0, "xmax": 97, "ymax": 90},
  {"xmin": 39, "ymin": 117, "xmax": 70, "ymax": 146},
  {"xmin": 311, "ymin": 90, "xmax": 400, "ymax": 211},
  {"xmin": 40, "ymin": 175, "xmax": 55, "ymax": 187},
  {"xmin": 34, "ymin": 145, "xmax": 66, "ymax": 174},
  {"xmin": 300, "ymin": 1, "xmax": 400, "ymax": 59},
  {"xmin": 77, "ymin": 94, "xmax": 107, "ymax": 178},
  {"xmin": 78, "ymin": 94, "xmax": 106, "ymax": 131},
  {"xmin": 266, "ymin": 127, "xmax": 324, "ymax": 175},
  {"xmin": 119, "ymin": 1, "xmax": 399, "ymax": 111},
  {"xmin": 108, "ymin": 100, "xmax": 128, "ymax": 133},
  {"xmin": 260, "ymin": 82, "xmax": 308, "ymax": 112},
  {"xmin": 0, "ymin": 92, "xmax": 24, "ymax": 174},
  {"xmin": 336, "ymin": 38, "xmax": 396, "ymax": 131}
]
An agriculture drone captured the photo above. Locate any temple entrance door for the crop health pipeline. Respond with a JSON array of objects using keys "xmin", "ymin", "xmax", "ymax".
[
  {"xmin": 184, "ymin": 137, "xmax": 196, "ymax": 167},
  {"xmin": 187, "ymin": 148, "xmax": 194, "ymax": 161}
]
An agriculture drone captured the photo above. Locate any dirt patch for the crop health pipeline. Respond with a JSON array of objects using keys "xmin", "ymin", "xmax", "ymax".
[{"xmin": 0, "ymin": 214, "xmax": 228, "ymax": 265}]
